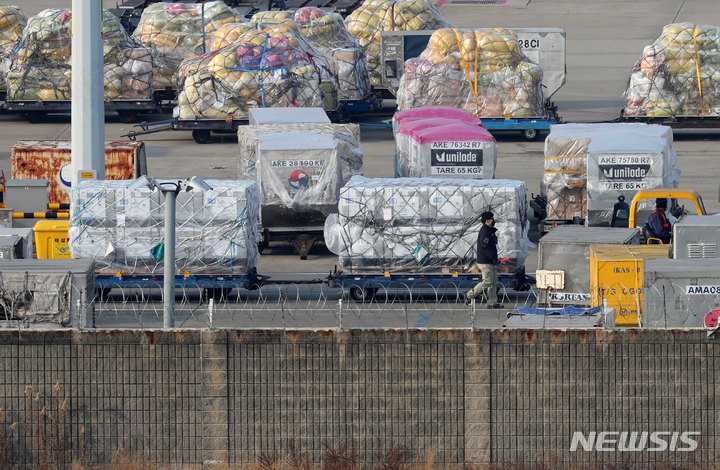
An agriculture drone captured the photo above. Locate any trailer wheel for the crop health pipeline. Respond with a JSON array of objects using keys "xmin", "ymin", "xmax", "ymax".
[
  {"xmin": 95, "ymin": 287, "xmax": 112, "ymax": 301},
  {"xmin": 117, "ymin": 110, "xmax": 139, "ymax": 123},
  {"xmin": 192, "ymin": 129, "xmax": 211, "ymax": 144},
  {"xmin": 348, "ymin": 286, "xmax": 377, "ymax": 302},
  {"xmin": 521, "ymin": 128, "xmax": 539, "ymax": 141},
  {"xmin": 202, "ymin": 287, "xmax": 232, "ymax": 301},
  {"xmin": 21, "ymin": 112, "xmax": 42, "ymax": 123}
]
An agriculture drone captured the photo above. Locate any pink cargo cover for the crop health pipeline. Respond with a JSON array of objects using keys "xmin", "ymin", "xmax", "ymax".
[{"xmin": 398, "ymin": 121, "xmax": 496, "ymax": 145}]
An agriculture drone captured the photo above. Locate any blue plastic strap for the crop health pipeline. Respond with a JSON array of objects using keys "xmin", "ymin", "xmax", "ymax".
[{"xmin": 201, "ymin": 4, "xmax": 207, "ymax": 54}]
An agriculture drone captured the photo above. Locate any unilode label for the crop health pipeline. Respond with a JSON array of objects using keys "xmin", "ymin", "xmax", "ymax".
[
  {"xmin": 598, "ymin": 155, "xmax": 652, "ymax": 190},
  {"xmin": 686, "ymin": 285, "xmax": 720, "ymax": 295},
  {"xmin": 550, "ymin": 292, "xmax": 591, "ymax": 302},
  {"xmin": 430, "ymin": 142, "xmax": 483, "ymax": 176}
]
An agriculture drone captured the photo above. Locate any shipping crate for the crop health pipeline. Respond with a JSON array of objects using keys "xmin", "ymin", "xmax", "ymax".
[{"xmin": 11, "ymin": 141, "xmax": 147, "ymax": 205}]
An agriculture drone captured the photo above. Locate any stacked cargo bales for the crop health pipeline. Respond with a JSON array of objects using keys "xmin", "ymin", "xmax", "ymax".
[
  {"xmin": 394, "ymin": 118, "xmax": 498, "ymax": 179},
  {"xmin": 6, "ymin": 9, "xmax": 153, "ymax": 101},
  {"xmin": 325, "ymin": 176, "xmax": 530, "ymax": 273},
  {"xmin": 0, "ymin": 6, "xmax": 26, "ymax": 91},
  {"xmin": 251, "ymin": 21, "xmax": 342, "ymax": 111},
  {"xmin": 344, "ymin": 0, "xmax": 451, "ymax": 87},
  {"xmin": 543, "ymin": 123, "xmax": 678, "ymax": 223},
  {"xmin": 68, "ymin": 180, "xmax": 260, "ymax": 275},
  {"xmin": 174, "ymin": 28, "xmax": 339, "ymax": 120},
  {"xmin": 396, "ymin": 28, "xmax": 544, "ymax": 118},
  {"xmin": 289, "ymin": 7, "xmax": 370, "ymax": 101},
  {"xmin": 238, "ymin": 123, "xmax": 362, "ymax": 228},
  {"xmin": 625, "ymin": 23, "xmax": 720, "ymax": 116},
  {"xmin": 132, "ymin": 1, "xmax": 239, "ymax": 89}
]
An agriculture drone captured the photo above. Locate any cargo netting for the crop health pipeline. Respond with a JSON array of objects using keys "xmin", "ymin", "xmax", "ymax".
[
  {"xmin": 68, "ymin": 180, "xmax": 261, "ymax": 276},
  {"xmin": 174, "ymin": 27, "xmax": 340, "ymax": 120},
  {"xmin": 132, "ymin": 1, "xmax": 240, "ymax": 89},
  {"xmin": 625, "ymin": 23, "xmax": 720, "ymax": 116},
  {"xmin": 324, "ymin": 176, "xmax": 532, "ymax": 273},
  {"xmin": 0, "ymin": 5, "xmax": 26, "ymax": 91},
  {"xmin": 344, "ymin": 0, "xmax": 451, "ymax": 87},
  {"xmin": 6, "ymin": 9, "xmax": 153, "ymax": 101},
  {"xmin": 252, "ymin": 7, "xmax": 371, "ymax": 101},
  {"xmin": 542, "ymin": 123, "xmax": 679, "ymax": 224},
  {"xmin": 396, "ymin": 28, "xmax": 545, "ymax": 117}
]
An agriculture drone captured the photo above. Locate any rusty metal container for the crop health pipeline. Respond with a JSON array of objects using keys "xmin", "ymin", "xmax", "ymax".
[{"xmin": 11, "ymin": 141, "xmax": 147, "ymax": 205}]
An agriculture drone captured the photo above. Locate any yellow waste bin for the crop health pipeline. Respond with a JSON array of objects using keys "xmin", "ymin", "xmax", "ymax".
[{"xmin": 33, "ymin": 220, "xmax": 71, "ymax": 259}]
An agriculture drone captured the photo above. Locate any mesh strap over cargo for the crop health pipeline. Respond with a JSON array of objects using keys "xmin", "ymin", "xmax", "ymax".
[
  {"xmin": 396, "ymin": 28, "xmax": 544, "ymax": 118},
  {"xmin": 7, "ymin": 8, "xmax": 152, "ymax": 101},
  {"xmin": 625, "ymin": 23, "xmax": 720, "ymax": 117}
]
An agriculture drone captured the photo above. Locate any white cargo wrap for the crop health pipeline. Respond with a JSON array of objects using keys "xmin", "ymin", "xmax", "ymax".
[
  {"xmin": 324, "ymin": 176, "xmax": 532, "ymax": 273},
  {"xmin": 238, "ymin": 123, "xmax": 363, "ymax": 228},
  {"xmin": 543, "ymin": 123, "xmax": 679, "ymax": 224},
  {"xmin": 68, "ymin": 180, "xmax": 260, "ymax": 275}
]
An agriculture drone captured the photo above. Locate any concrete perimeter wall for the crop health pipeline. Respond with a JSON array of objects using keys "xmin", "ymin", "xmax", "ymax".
[{"xmin": 0, "ymin": 329, "xmax": 717, "ymax": 467}]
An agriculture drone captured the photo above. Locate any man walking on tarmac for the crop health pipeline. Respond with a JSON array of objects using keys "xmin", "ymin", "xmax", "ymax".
[{"xmin": 465, "ymin": 211, "xmax": 503, "ymax": 308}]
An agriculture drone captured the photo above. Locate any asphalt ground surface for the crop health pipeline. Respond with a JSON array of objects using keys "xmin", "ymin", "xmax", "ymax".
[{"xmin": 3, "ymin": 0, "xmax": 720, "ymax": 328}]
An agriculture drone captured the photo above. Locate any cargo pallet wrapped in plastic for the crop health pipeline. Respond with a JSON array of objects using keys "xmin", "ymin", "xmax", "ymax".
[
  {"xmin": 251, "ymin": 8, "xmax": 371, "ymax": 101},
  {"xmin": 7, "ymin": 9, "xmax": 153, "ymax": 102},
  {"xmin": 175, "ymin": 28, "xmax": 340, "ymax": 120},
  {"xmin": 0, "ymin": 6, "xmax": 26, "ymax": 92},
  {"xmin": 396, "ymin": 28, "xmax": 545, "ymax": 118},
  {"xmin": 344, "ymin": 0, "xmax": 451, "ymax": 87},
  {"xmin": 132, "ymin": 1, "xmax": 240, "ymax": 89},
  {"xmin": 543, "ymin": 123, "xmax": 679, "ymax": 224},
  {"xmin": 625, "ymin": 23, "xmax": 720, "ymax": 117},
  {"xmin": 394, "ymin": 119, "xmax": 497, "ymax": 179},
  {"xmin": 392, "ymin": 105, "xmax": 482, "ymax": 134},
  {"xmin": 68, "ymin": 180, "xmax": 261, "ymax": 276},
  {"xmin": 325, "ymin": 176, "xmax": 531, "ymax": 274},
  {"xmin": 238, "ymin": 124, "xmax": 363, "ymax": 228}
]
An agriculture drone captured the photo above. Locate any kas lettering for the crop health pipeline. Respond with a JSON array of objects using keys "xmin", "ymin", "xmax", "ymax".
[
  {"xmin": 570, "ymin": 432, "xmax": 699, "ymax": 452},
  {"xmin": 613, "ymin": 267, "xmax": 640, "ymax": 274}
]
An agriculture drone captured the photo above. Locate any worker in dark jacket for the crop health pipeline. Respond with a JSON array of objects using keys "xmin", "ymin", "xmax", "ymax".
[
  {"xmin": 647, "ymin": 198, "xmax": 672, "ymax": 244},
  {"xmin": 465, "ymin": 211, "xmax": 503, "ymax": 308}
]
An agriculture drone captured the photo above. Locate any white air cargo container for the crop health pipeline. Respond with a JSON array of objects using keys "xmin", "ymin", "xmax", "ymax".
[
  {"xmin": 673, "ymin": 215, "xmax": 720, "ymax": 259},
  {"xmin": 643, "ymin": 258, "xmax": 720, "ymax": 328},
  {"xmin": 380, "ymin": 28, "xmax": 566, "ymax": 99},
  {"xmin": 0, "ymin": 259, "xmax": 95, "ymax": 328},
  {"xmin": 248, "ymin": 107, "xmax": 331, "ymax": 125}
]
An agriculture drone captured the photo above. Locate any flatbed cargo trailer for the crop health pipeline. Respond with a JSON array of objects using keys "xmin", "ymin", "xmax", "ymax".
[
  {"xmin": 125, "ymin": 93, "xmax": 384, "ymax": 143},
  {"xmin": 5, "ymin": 99, "xmax": 160, "ymax": 124},
  {"xmin": 95, "ymin": 269, "xmax": 265, "ymax": 301},
  {"xmin": 618, "ymin": 112, "xmax": 720, "ymax": 129},
  {"xmin": 328, "ymin": 268, "xmax": 533, "ymax": 302}
]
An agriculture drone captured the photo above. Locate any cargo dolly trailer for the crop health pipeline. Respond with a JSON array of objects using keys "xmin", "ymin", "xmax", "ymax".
[
  {"xmin": 328, "ymin": 267, "xmax": 533, "ymax": 302},
  {"xmin": 5, "ymin": 99, "xmax": 161, "ymax": 124}
]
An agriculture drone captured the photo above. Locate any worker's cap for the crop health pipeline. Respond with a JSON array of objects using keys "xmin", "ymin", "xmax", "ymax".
[
  {"xmin": 655, "ymin": 198, "xmax": 667, "ymax": 208},
  {"xmin": 480, "ymin": 211, "xmax": 494, "ymax": 222}
]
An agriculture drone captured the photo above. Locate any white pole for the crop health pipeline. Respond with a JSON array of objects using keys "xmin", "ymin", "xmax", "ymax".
[{"xmin": 71, "ymin": 0, "xmax": 106, "ymax": 186}]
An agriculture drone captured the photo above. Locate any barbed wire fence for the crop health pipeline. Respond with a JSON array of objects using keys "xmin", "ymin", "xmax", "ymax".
[{"xmin": 3, "ymin": 275, "xmax": 712, "ymax": 330}]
